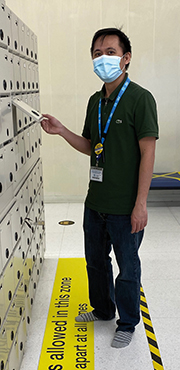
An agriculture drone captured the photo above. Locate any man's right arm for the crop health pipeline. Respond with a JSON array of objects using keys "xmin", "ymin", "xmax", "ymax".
[{"xmin": 41, "ymin": 114, "xmax": 91, "ymax": 156}]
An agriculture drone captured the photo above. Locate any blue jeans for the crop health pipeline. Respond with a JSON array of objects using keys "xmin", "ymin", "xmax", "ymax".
[{"xmin": 83, "ymin": 206, "xmax": 144, "ymax": 333}]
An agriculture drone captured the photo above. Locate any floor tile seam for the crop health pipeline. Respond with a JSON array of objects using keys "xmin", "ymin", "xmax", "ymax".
[
  {"xmin": 145, "ymin": 227, "xmax": 180, "ymax": 232},
  {"xmin": 140, "ymin": 251, "xmax": 180, "ymax": 255},
  {"xmin": 141, "ymin": 256, "xmax": 180, "ymax": 260},
  {"xmin": 141, "ymin": 255, "xmax": 180, "ymax": 258},
  {"xmin": 168, "ymin": 206, "xmax": 180, "ymax": 226},
  {"xmin": 141, "ymin": 278, "xmax": 180, "ymax": 281},
  {"xmin": 44, "ymin": 253, "xmax": 61, "ymax": 257},
  {"xmin": 35, "ymin": 277, "xmax": 57, "ymax": 283},
  {"xmin": 143, "ymin": 315, "xmax": 180, "ymax": 321},
  {"xmin": 45, "ymin": 230, "xmax": 65, "ymax": 237},
  {"xmin": 144, "ymin": 231, "xmax": 180, "ymax": 236}
]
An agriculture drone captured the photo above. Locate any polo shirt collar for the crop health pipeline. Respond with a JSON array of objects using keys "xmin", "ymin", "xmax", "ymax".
[{"xmin": 100, "ymin": 73, "xmax": 129, "ymax": 101}]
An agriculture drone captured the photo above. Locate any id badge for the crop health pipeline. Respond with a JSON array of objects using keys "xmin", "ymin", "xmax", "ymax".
[{"xmin": 90, "ymin": 166, "xmax": 103, "ymax": 182}]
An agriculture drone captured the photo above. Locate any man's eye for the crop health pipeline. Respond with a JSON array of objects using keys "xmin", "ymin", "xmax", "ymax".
[
  {"xmin": 108, "ymin": 50, "xmax": 115, "ymax": 55},
  {"xmin": 94, "ymin": 52, "xmax": 101, "ymax": 58}
]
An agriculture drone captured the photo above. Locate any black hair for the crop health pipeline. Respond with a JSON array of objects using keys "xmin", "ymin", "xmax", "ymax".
[{"xmin": 90, "ymin": 27, "xmax": 132, "ymax": 70}]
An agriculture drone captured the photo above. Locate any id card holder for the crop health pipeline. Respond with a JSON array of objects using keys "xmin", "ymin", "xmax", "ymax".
[{"xmin": 90, "ymin": 166, "xmax": 103, "ymax": 182}]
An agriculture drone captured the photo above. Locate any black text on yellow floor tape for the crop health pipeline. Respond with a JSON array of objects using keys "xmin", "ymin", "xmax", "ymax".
[
  {"xmin": 38, "ymin": 258, "xmax": 94, "ymax": 370},
  {"xmin": 140, "ymin": 285, "xmax": 164, "ymax": 370}
]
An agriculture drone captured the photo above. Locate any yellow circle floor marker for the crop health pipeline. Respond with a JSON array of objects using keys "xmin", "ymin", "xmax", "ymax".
[
  {"xmin": 140, "ymin": 285, "xmax": 164, "ymax": 370},
  {"xmin": 38, "ymin": 258, "xmax": 94, "ymax": 370},
  {"xmin": 59, "ymin": 220, "xmax": 75, "ymax": 226}
]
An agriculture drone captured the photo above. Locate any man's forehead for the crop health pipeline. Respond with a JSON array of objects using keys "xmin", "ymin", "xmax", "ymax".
[{"xmin": 93, "ymin": 34, "xmax": 121, "ymax": 49}]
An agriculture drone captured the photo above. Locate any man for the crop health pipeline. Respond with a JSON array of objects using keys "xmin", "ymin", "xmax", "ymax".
[{"xmin": 41, "ymin": 28, "xmax": 159, "ymax": 348}]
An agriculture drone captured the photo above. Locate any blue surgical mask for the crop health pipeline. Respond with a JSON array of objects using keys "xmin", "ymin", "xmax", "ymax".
[{"xmin": 93, "ymin": 55, "xmax": 125, "ymax": 83}]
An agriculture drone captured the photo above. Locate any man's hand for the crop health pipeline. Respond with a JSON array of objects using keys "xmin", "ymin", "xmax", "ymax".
[
  {"xmin": 131, "ymin": 202, "xmax": 148, "ymax": 234},
  {"xmin": 41, "ymin": 114, "xmax": 64, "ymax": 135},
  {"xmin": 130, "ymin": 136, "xmax": 156, "ymax": 234},
  {"xmin": 41, "ymin": 113, "xmax": 91, "ymax": 155}
]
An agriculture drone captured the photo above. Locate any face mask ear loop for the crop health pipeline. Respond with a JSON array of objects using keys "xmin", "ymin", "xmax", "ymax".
[{"xmin": 120, "ymin": 54, "xmax": 127, "ymax": 72}]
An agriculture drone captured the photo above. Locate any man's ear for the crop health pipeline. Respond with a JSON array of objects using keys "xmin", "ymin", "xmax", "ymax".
[{"xmin": 124, "ymin": 52, "xmax": 131, "ymax": 66}]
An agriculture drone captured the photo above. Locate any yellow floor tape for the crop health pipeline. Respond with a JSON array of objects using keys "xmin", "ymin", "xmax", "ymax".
[
  {"xmin": 38, "ymin": 258, "xmax": 164, "ymax": 370},
  {"xmin": 38, "ymin": 258, "xmax": 94, "ymax": 370},
  {"xmin": 140, "ymin": 286, "xmax": 164, "ymax": 370}
]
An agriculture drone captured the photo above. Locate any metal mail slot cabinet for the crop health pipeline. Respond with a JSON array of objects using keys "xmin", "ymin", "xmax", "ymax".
[{"xmin": 0, "ymin": 4, "xmax": 45, "ymax": 370}]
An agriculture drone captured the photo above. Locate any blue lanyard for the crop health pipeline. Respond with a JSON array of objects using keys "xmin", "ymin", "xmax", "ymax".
[{"xmin": 98, "ymin": 77, "xmax": 130, "ymax": 145}]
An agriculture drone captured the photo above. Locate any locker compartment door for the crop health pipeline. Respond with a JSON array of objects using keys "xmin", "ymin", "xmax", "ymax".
[
  {"xmin": 4, "ymin": 298, "xmax": 19, "ymax": 352},
  {"xmin": 25, "ymin": 25, "xmax": 31, "ymax": 60},
  {"xmin": 0, "ymin": 97, "xmax": 13, "ymax": 145},
  {"xmin": 20, "ymin": 59, "xmax": 27, "ymax": 93},
  {"xmin": 35, "ymin": 64, "xmax": 39, "ymax": 91},
  {"xmin": 27, "ymin": 61, "xmax": 32, "ymax": 92},
  {"xmin": 0, "ymin": 324, "xmax": 9, "ymax": 370},
  {"xmin": 8, "ymin": 336, "xmax": 19, "ymax": 370},
  {"xmin": 31, "ymin": 63, "xmax": 36, "ymax": 92},
  {"xmin": 34, "ymin": 34, "xmax": 38, "ymax": 63},
  {"xmin": 0, "ymin": 276, "xmax": 6, "ymax": 328},
  {"xmin": 12, "ymin": 55, "xmax": 21, "ymax": 94},
  {"xmin": 18, "ymin": 19, "xmax": 25, "ymax": 58},
  {"xmin": 24, "ymin": 127, "xmax": 31, "ymax": 162},
  {"xmin": 16, "ymin": 312, "xmax": 26, "ymax": 364},
  {"xmin": 0, "ymin": 146, "xmax": 6, "ymax": 196},
  {"xmin": 0, "ymin": 3, "xmax": 10, "ymax": 48},
  {"xmin": 0, "ymin": 48, "xmax": 13, "ymax": 95},
  {"xmin": 2, "ymin": 256, "xmax": 15, "ymax": 315},
  {"xmin": 9, "ymin": 10, "xmax": 20, "ymax": 55},
  {"xmin": 10, "ymin": 202, "xmax": 21, "ymax": 249},
  {"xmin": 13, "ymin": 241, "xmax": 24, "ymax": 288},
  {"xmin": 14, "ymin": 131, "xmax": 26, "ymax": 172},
  {"xmin": 0, "ymin": 211, "xmax": 13, "ymax": 269},
  {"xmin": 4, "ymin": 142, "xmax": 15, "ymax": 189}
]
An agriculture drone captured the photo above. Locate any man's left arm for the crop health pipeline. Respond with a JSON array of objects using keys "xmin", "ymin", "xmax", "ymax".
[{"xmin": 131, "ymin": 136, "xmax": 156, "ymax": 234}]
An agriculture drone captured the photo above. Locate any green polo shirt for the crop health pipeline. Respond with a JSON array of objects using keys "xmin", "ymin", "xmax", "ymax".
[{"xmin": 82, "ymin": 74, "xmax": 159, "ymax": 215}]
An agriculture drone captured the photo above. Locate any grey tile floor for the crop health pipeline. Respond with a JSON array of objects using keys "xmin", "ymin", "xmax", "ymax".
[{"xmin": 20, "ymin": 202, "xmax": 180, "ymax": 370}]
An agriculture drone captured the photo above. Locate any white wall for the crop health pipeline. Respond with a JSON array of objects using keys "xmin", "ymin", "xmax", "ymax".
[{"xmin": 6, "ymin": 0, "xmax": 180, "ymax": 202}]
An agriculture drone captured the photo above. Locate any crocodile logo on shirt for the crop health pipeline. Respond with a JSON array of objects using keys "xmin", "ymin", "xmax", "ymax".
[{"xmin": 116, "ymin": 119, "xmax": 122, "ymax": 124}]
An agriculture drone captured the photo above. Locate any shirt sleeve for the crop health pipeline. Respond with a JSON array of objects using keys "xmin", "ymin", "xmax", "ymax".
[
  {"xmin": 134, "ymin": 89, "xmax": 159, "ymax": 141},
  {"xmin": 82, "ymin": 97, "xmax": 92, "ymax": 140}
]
